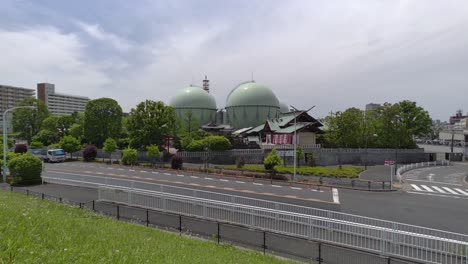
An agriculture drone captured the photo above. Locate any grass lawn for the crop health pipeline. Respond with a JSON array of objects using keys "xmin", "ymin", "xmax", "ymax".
[
  {"xmin": 0, "ymin": 191, "xmax": 290, "ymax": 264},
  {"xmin": 218, "ymin": 165, "xmax": 363, "ymax": 178}
]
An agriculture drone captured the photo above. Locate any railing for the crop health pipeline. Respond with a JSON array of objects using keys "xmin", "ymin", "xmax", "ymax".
[
  {"xmin": 260, "ymin": 144, "xmax": 321, "ymax": 150},
  {"xmin": 42, "ymin": 172, "xmax": 468, "ymax": 264},
  {"xmin": 99, "ymin": 187, "xmax": 468, "ymax": 264},
  {"xmin": 397, "ymin": 160, "xmax": 451, "ymax": 182}
]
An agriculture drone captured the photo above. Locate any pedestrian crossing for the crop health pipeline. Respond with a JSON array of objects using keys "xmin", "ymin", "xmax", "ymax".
[{"xmin": 410, "ymin": 184, "xmax": 468, "ymax": 196}]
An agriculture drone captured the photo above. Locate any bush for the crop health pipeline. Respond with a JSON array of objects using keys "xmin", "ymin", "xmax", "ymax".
[
  {"xmin": 204, "ymin": 136, "xmax": 231, "ymax": 151},
  {"xmin": 59, "ymin": 136, "xmax": 81, "ymax": 158},
  {"xmin": 122, "ymin": 148, "xmax": 138, "ymax": 165},
  {"xmin": 49, "ymin": 143, "xmax": 61, "ymax": 149},
  {"xmin": 186, "ymin": 140, "xmax": 205, "ymax": 152},
  {"xmin": 8, "ymin": 153, "xmax": 42, "ymax": 185},
  {"xmin": 30, "ymin": 141, "xmax": 44, "ymax": 149},
  {"xmin": 146, "ymin": 145, "xmax": 160, "ymax": 164},
  {"xmin": 171, "ymin": 155, "xmax": 183, "ymax": 170},
  {"xmin": 264, "ymin": 149, "xmax": 283, "ymax": 170},
  {"xmin": 83, "ymin": 145, "xmax": 98, "ymax": 161},
  {"xmin": 14, "ymin": 144, "xmax": 28, "ymax": 154}
]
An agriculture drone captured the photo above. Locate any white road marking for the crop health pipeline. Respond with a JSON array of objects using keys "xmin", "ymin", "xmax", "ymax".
[
  {"xmin": 140, "ymin": 170, "xmax": 147, "ymax": 173},
  {"xmin": 332, "ymin": 188, "xmax": 340, "ymax": 204},
  {"xmin": 421, "ymin": 185, "xmax": 434, "ymax": 192},
  {"xmin": 117, "ymin": 168, "xmax": 124, "ymax": 171},
  {"xmin": 291, "ymin": 187, "xmax": 302, "ymax": 190},
  {"xmin": 407, "ymin": 191, "xmax": 467, "ymax": 200},
  {"xmin": 454, "ymin": 188, "xmax": 468, "ymax": 195},
  {"xmin": 152, "ymin": 172, "xmax": 158, "ymax": 174},
  {"xmin": 190, "ymin": 176, "xmax": 198, "ymax": 179},
  {"xmin": 164, "ymin": 173, "xmax": 171, "ymax": 175},
  {"xmin": 442, "ymin": 187, "xmax": 459, "ymax": 195},
  {"xmin": 133, "ymin": 176, "xmax": 141, "ymax": 179},
  {"xmin": 206, "ymin": 185, "xmax": 216, "ymax": 188},
  {"xmin": 407, "ymin": 179, "xmax": 462, "ymax": 186},
  {"xmin": 253, "ymin": 183, "xmax": 263, "ymax": 186},
  {"xmin": 189, "ymin": 183, "xmax": 200, "ymax": 186},
  {"xmin": 224, "ymin": 187, "xmax": 234, "ymax": 190},
  {"xmin": 220, "ymin": 179, "xmax": 229, "ymax": 182},
  {"xmin": 431, "ymin": 186, "xmax": 447, "ymax": 193},
  {"xmin": 272, "ymin": 185, "xmax": 281, "ymax": 188},
  {"xmin": 411, "ymin": 184, "xmax": 423, "ymax": 191},
  {"xmin": 236, "ymin": 181, "xmax": 245, "ymax": 184},
  {"xmin": 204, "ymin": 177, "xmax": 213, "ymax": 180},
  {"xmin": 145, "ymin": 177, "xmax": 152, "ymax": 180},
  {"xmin": 285, "ymin": 195, "xmax": 297, "ymax": 198},
  {"xmin": 107, "ymin": 167, "xmax": 114, "ymax": 170},
  {"xmin": 129, "ymin": 169, "xmax": 135, "ymax": 172},
  {"xmin": 177, "ymin": 174, "xmax": 184, "ymax": 177}
]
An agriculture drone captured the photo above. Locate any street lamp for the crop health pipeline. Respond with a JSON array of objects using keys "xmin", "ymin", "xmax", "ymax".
[
  {"xmin": 2, "ymin": 105, "xmax": 36, "ymax": 182},
  {"xmin": 289, "ymin": 105, "xmax": 315, "ymax": 182}
]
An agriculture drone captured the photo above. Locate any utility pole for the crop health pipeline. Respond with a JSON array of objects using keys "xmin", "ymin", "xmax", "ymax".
[{"xmin": 289, "ymin": 105, "xmax": 315, "ymax": 182}]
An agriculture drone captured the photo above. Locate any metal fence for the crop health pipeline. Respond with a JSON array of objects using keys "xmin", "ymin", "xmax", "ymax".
[
  {"xmin": 10, "ymin": 186, "xmax": 421, "ymax": 264},
  {"xmin": 397, "ymin": 160, "xmax": 451, "ymax": 182},
  {"xmin": 42, "ymin": 172, "xmax": 468, "ymax": 264},
  {"xmin": 98, "ymin": 187, "xmax": 468, "ymax": 264}
]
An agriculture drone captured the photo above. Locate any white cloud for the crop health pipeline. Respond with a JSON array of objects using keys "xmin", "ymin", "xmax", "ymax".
[
  {"xmin": 76, "ymin": 21, "xmax": 133, "ymax": 51},
  {"xmin": 0, "ymin": 26, "xmax": 112, "ymax": 99}
]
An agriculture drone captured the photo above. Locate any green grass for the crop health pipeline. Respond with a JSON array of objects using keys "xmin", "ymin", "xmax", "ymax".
[
  {"xmin": 0, "ymin": 191, "xmax": 290, "ymax": 264},
  {"xmin": 218, "ymin": 165, "xmax": 362, "ymax": 178}
]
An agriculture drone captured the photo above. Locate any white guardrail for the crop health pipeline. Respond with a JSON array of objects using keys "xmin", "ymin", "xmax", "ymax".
[
  {"xmin": 43, "ymin": 173, "xmax": 468, "ymax": 264},
  {"xmin": 397, "ymin": 160, "xmax": 451, "ymax": 182}
]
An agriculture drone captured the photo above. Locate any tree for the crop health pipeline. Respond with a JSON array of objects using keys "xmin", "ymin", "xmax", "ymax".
[
  {"xmin": 103, "ymin": 138, "xmax": 118, "ymax": 163},
  {"xmin": 59, "ymin": 136, "xmax": 81, "ymax": 159},
  {"xmin": 122, "ymin": 148, "xmax": 137, "ymax": 165},
  {"xmin": 32, "ymin": 129, "xmax": 58, "ymax": 146},
  {"xmin": 321, "ymin": 108, "xmax": 366, "ymax": 148},
  {"xmin": 296, "ymin": 145, "xmax": 305, "ymax": 165},
  {"xmin": 186, "ymin": 140, "xmax": 205, "ymax": 152},
  {"xmin": 204, "ymin": 136, "xmax": 232, "ymax": 151},
  {"xmin": 30, "ymin": 141, "xmax": 44, "ymax": 149},
  {"xmin": 12, "ymin": 98, "xmax": 49, "ymax": 142},
  {"xmin": 84, "ymin": 98, "xmax": 122, "ymax": 147},
  {"xmin": 127, "ymin": 100, "xmax": 176, "ymax": 149},
  {"xmin": 83, "ymin": 145, "xmax": 97, "ymax": 161},
  {"xmin": 41, "ymin": 115, "xmax": 59, "ymax": 131},
  {"xmin": 264, "ymin": 149, "xmax": 283, "ymax": 170},
  {"xmin": 146, "ymin": 145, "xmax": 160, "ymax": 167},
  {"xmin": 56, "ymin": 115, "xmax": 76, "ymax": 137}
]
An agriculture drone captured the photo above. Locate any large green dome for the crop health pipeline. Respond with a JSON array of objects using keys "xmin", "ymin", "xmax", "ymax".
[
  {"xmin": 225, "ymin": 82, "xmax": 280, "ymax": 129},
  {"xmin": 226, "ymin": 82, "xmax": 280, "ymax": 108},
  {"xmin": 170, "ymin": 86, "xmax": 217, "ymax": 125},
  {"xmin": 170, "ymin": 85, "xmax": 217, "ymax": 110}
]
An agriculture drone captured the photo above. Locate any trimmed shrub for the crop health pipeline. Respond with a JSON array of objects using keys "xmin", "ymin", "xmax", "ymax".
[
  {"xmin": 83, "ymin": 145, "xmax": 97, "ymax": 162},
  {"xmin": 14, "ymin": 144, "xmax": 28, "ymax": 154},
  {"xmin": 264, "ymin": 149, "xmax": 283, "ymax": 170},
  {"xmin": 122, "ymin": 148, "xmax": 138, "ymax": 165},
  {"xmin": 186, "ymin": 140, "xmax": 205, "ymax": 152},
  {"xmin": 204, "ymin": 136, "xmax": 231, "ymax": 151},
  {"xmin": 171, "ymin": 155, "xmax": 183, "ymax": 170},
  {"xmin": 146, "ymin": 145, "xmax": 160, "ymax": 166},
  {"xmin": 30, "ymin": 141, "xmax": 44, "ymax": 149},
  {"xmin": 8, "ymin": 153, "xmax": 42, "ymax": 185}
]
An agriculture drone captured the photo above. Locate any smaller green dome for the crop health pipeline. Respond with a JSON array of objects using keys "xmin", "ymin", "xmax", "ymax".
[
  {"xmin": 226, "ymin": 82, "xmax": 280, "ymax": 108},
  {"xmin": 170, "ymin": 86, "xmax": 217, "ymax": 110},
  {"xmin": 279, "ymin": 102, "xmax": 290, "ymax": 113}
]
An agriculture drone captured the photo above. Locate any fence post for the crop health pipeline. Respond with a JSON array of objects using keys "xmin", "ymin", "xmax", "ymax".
[
  {"xmin": 10, "ymin": 186, "xmax": 13, "ymax": 192},
  {"xmin": 26, "ymin": 190, "xmax": 29, "ymax": 196},
  {"xmin": 382, "ymin": 181, "xmax": 385, "ymax": 189},
  {"xmin": 262, "ymin": 231, "xmax": 266, "ymax": 254},
  {"xmin": 217, "ymin": 222, "xmax": 220, "ymax": 244},
  {"xmin": 316, "ymin": 243, "xmax": 323, "ymax": 263},
  {"xmin": 146, "ymin": 209, "xmax": 149, "ymax": 227},
  {"xmin": 92, "ymin": 200, "xmax": 95, "ymax": 211},
  {"xmin": 41, "ymin": 193, "xmax": 44, "ymax": 200},
  {"xmin": 368, "ymin": 181, "xmax": 371, "ymax": 190},
  {"xmin": 117, "ymin": 205, "xmax": 120, "ymax": 220},
  {"xmin": 59, "ymin": 197, "xmax": 62, "ymax": 203},
  {"xmin": 79, "ymin": 202, "xmax": 82, "ymax": 209},
  {"xmin": 179, "ymin": 215, "xmax": 182, "ymax": 235}
]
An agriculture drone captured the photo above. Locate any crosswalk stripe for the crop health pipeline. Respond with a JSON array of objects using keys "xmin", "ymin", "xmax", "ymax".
[
  {"xmin": 442, "ymin": 187, "xmax": 459, "ymax": 195},
  {"xmin": 454, "ymin": 188, "xmax": 468, "ymax": 195},
  {"xmin": 421, "ymin": 185, "xmax": 434, "ymax": 192},
  {"xmin": 431, "ymin": 186, "xmax": 447, "ymax": 193},
  {"xmin": 411, "ymin": 184, "xmax": 423, "ymax": 191}
]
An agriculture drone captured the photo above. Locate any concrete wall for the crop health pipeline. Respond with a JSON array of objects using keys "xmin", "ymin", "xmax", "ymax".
[{"xmin": 298, "ymin": 132, "xmax": 316, "ymax": 145}]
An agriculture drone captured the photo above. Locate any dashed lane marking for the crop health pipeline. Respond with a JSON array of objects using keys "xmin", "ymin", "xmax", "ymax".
[
  {"xmin": 152, "ymin": 172, "xmax": 158, "ymax": 174},
  {"xmin": 272, "ymin": 185, "xmax": 281, "ymax": 188},
  {"xmin": 236, "ymin": 181, "xmax": 245, "ymax": 184},
  {"xmin": 220, "ymin": 179, "xmax": 229, "ymax": 182},
  {"xmin": 204, "ymin": 177, "xmax": 213, "ymax": 180},
  {"xmin": 129, "ymin": 169, "xmax": 135, "ymax": 172},
  {"xmin": 253, "ymin": 183, "xmax": 263, "ymax": 186},
  {"xmin": 190, "ymin": 176, "xmax": 199, "ymax": 179},
  {"xmin": 164, "ymin": 173, "xmax": 171, "ymax": 175},
  {"xmin": 291, "ymin": 187, "xmax": 302, "ymax": 190},
  {"xmin": 332, "ymin": 188, "xmax": 340, "ymax": 204},
  {"xmin": 140, "ymin": 170, "xmax": 147, "ymax": 173}
]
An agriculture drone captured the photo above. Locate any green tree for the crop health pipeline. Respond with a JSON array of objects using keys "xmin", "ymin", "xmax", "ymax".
[
  {"xmin": 127, "ymin": 100, "xmax": 176, "ymax": 149},
  {"xmin": 264, "ymin": 149, "xmax": 283, "ymax": 171},
  {"xmin": 56, "ymin": 115, "xmax": 75, "ymax": 137},
  {"xmin": 59, "ymin": 135, "xmax": 81, "ymax": 159},
  {"xmin": 32, "ymin": 129, "xmax": 58, "ymax": 146},
  {"xmin": 122, "ymin": 148, "xmax": 138, "ymax": 166},
  {"xmin": 321, "ymin": 108, "xmax": 366, "ymax": 148},
  {"xmin": 103, "ymin": 138, "xmax": 118, "ymax": 163},
  {"xmin": 41, "ymin": 115, "xmax": 59, "ymax": 131},
  {"xmin": 296, "ymin": 145, "xmax": 305, "ymax": 165},
  {"xmin": 12, "ymin": 98, "xmax": 49, "ymax": 142},
  {"xmin": 84, "ymin": 98, "xmax": 122, "ymax": 147},
  {"xmin": 30, "ymin": 141, "xmax": 44, "ymax": 149},
  {"xmin": 185, "ymin": 140, "xmax": 206, "ymax": 152},
  {"xmin": 146, "ymin": 145, "xmax": 160, "ymax": 167}
]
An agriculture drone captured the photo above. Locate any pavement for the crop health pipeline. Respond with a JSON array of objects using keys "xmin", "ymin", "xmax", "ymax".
[{"xmin": 359, "ymin": 165, "xmax": 396, "ymax": 182}]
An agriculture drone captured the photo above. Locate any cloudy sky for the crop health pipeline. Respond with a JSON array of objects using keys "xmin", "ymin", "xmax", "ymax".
[{"xmin": 1, "ymin": 0, "xmax": 467, "ymax": 120}]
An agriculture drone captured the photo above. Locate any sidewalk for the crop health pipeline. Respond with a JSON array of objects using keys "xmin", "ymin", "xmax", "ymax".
[{"xmin": 360, "ymin": 165, "xmax": 394, "ymax": 182}]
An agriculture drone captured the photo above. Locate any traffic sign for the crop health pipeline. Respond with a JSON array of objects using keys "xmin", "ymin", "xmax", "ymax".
[{"xmin": 385, "ymin": 160, "xmax": 395, "ymax": 166}]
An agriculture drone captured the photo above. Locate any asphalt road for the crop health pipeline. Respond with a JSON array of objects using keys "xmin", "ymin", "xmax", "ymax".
[{"xmin": 23, "ymin": 161, "xmax": 468, "ymax": 235}]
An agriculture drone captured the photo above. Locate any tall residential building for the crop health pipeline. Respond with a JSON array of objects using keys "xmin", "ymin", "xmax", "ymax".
[
  {"xmin": 0, "ymin": 84, "xmax": 35, "ymax": 133},
  {"xmin": 37, "ymin": 83, "xmax": 89, "ymax": 116},
  {"xmin": 365, "ymin": 103, "xmax": 381, "ymax": 111}
]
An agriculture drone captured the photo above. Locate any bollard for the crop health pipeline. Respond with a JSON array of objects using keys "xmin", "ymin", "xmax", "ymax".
[
  {"xmin": 117, "ymin": 205, "xmax": 120, "ymax": 220},
  {"xmin": 217, "ymin": 222, "xmax": 220, "ymax": 244},
  {"xmin": 262, "ymin": 231, "xmax": 267, "ymax": 254},
  {"xmin": 146, "ymin": 210, "xmax": 149, "ymax": 227}
]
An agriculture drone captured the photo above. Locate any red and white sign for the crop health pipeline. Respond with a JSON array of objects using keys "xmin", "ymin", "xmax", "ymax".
[{"xmin": 384, "ymin": 160, "xmax": 395, "ymax": 166}]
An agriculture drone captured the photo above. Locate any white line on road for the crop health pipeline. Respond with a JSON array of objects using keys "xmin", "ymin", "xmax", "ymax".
[
  {"xmin": 421, "ymin": 185, "xmax": 435, "ymax": 192},
  {"xmin": 224, "ymin": 187, "xmax": 234, "ymax": 190},
  {"xmin": 206, "ymin": 185, "xmax": 216, "ymax": 188},
  {"xmin": 253, "ymin": 183, "xmax": 263, "ymax": 186},
  {"xmin": 410, "ymin": 184, "xmax": 423, "ymax": 191},
  {"xmin": 117, "ymin": 168, "xmax": 124, "ymax": 171},
  {"xmin": 145, "ymin": 177, "xmax": 152, "ymax": 180},
  {"xmin": 129, "ymin": 169, "xmax": 135, "ymax": 172},
  {"xmin": 107, "ymin": 167, "xmax": 114, "ymax": 170},
  {"xmin": 442, "ymin": 187, "xmax": 459, "ymax": 195},
  {"xmin": 204, "ymin": 177, "xmax": 213, "ymax": 180},
  {"xmin": 190, "ymin": 176, "xmax": 198, "ymax": 179},
  {"xmin": 152, "ymin": 172, "xmax": 158, "ymax": 174},
  {"xmin": 189, "ymin": 183, "xmax": 200, "ymax": 186},
  {"xmin": 176, "ymin": 174, "xmax": 184, "ymax": 177},
  {"xmin": 236, "ymin": 181, "xmax": 245, "ymax": 184},
  {"xmin": 407, "ymin": 191, "xmax": 463, "ymax": 199},
  {"xmin": 332, "ymin": 188, "xmax": 340, "ymax": 204},
  {"xmin": 291, "ymin": 187, "xmax": 302, "ymax": 190},
  {"xmin": 140, "ymin": 170, "xmax": 147, "ymax": 173},
  {"xmin": 454, "ymin": 188, "xmax": 468, "ymax": 195},
  {"xmin": 407, "ymin": 179, "xmax": 462, "ymax": 186},
  {"xmin": 431, "ymin": 186, "xmax": 447, "ymax": 193},
  {"xmin": 163, "ymin": 173, "xmax": 171, "ymax": 175},
  {"xmin": 272, "ymin": 185, "xmax": 281, "ymax": 188},
  {"xmin": 220, "ymin": 179, "xmax": 229, "ymax": 182},
  {"xmin": 285, "ymin": 195, "xmax": 297, "ymax": 198}
]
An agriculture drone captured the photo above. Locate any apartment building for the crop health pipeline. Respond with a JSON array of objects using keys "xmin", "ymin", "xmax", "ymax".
[
  {"xmin": 0, "ymin": 84, "xmax": 35, "ymax": 133},
  {"xmin": 37, "ymin": 83, "xmax": 89, "ymax": 116}
]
